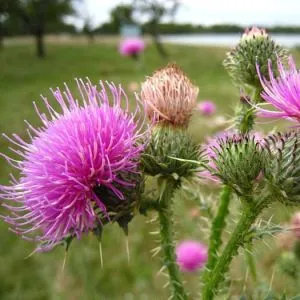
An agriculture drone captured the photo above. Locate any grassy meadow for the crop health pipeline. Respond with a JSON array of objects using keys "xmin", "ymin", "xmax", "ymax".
[{"xmin": 0, "ymin": 39, "xmax": 300, "ymax": 299}]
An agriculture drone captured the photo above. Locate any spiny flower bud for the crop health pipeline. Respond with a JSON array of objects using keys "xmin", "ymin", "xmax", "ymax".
[
  {"xmin": 141, "ymin": 126, "xmax": 201, "ymax": 178},
  {"xmin": 140, "ymin": 64, "xmax": 199, "ymax": 126},
  {"xmin": 209, "ymin": 134, "xmax": 266, "ymax": 195},
  {"xmin": 224, "ymin": 27, "xmax": 288, "ymax": 91},
  {"xmin": 265, "ymin": 131, "xmax": 300, "ymax": 205}
]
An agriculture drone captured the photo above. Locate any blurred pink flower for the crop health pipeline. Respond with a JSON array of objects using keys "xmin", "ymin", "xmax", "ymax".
[
  {"xmin": 176, "ymin": 240, "xmax": 208, "ymax": 272},
  {"xmin": 291, "ymin": 212, "xmax": 300, "ymax": 239},
  {"xmin": 119, "ymin": 38, "xmax": 145, "ymax": 58},
  {"xmin": 197, "ymin": 101, "xmax": 216, "ymax": 116}
]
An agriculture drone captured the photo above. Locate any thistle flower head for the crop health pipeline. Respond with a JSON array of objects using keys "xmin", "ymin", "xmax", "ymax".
[
  {"xmin": 264, "ymin": 131, "xmax": 300, "ymax": 205},
  {"xmin": 176, "ymin": 240, "xmax": 208, "ymax": 272},
  {"xmin": 119, "ymin": 38, "xmax": 145, "ymax": 58},
  {"xmin": 257, "ymin": 56, "xmax": 300, "ymax": 122},
  {"xmin": 197, "ymin": 101, "xmax": 216, "ymax": 116},
  {"xmin": 141, "ymin": 64, "xmax": 199, "ymax": 126},
  {"xmin": 0, "ymin": 80, "xmax": 147, "ymax": 250},
  {"xmin": 209, "ymin": 133, "xmax": 266, "ymax": 195},
  {"xmin": 224, "ymin": 26, "xmax": 288, "ymax": 89}
]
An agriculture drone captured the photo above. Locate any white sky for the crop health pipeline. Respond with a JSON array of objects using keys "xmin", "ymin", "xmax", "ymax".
[{"xmin": 70, "ymin": 0, "xmax": 300, "ymax": 29}]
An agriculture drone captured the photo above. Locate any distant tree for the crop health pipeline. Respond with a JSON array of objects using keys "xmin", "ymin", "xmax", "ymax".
[
  {"xmin": 94, "ymin": 5, "xmax": 134, "ymax": 35},
  {"xmin": 82, "ymin": 16, "xmax": 94, "ymax": 42},
  {"xmin": 7, "ymin": 0, "xmax": 78, "ymax": 58},
  {"xmin": 110, "ymin": 4, "xmax": 134, "ymax": 30},
  {"xmin": 132, "ymin": 0, "xmax": 180, "ymax": 58},
  {"xmin": 0, "ymin": 0, "xmax": 10, "ymax": 49}
]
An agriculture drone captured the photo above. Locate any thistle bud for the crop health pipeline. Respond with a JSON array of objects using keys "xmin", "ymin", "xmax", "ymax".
[
  {"xmin": 224, "ymin": 27, "xmax": 288, "ymax": 91},
  {"xmin": 264, "ymin": 132, "xmax": 300, "ymax": 205},
  {"xmin": 140, "ymin": 64, "xmax": 199, "ymax": 126},
  {"xmin": 210, "ymin": 134, "xmax": 266, "ymax": 196},
  {"xmin": 141, "ymin": 126, "xmax": 201, "ymax": 178}
]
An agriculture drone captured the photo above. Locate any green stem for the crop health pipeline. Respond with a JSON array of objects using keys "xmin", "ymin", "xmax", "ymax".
[
  {"xmin": 202, "ymin": 200, "xmax": 266, "ymax": 300},
  {"xmin": 245, "ymin": 243, "xmax": 257, "ymax": 282},
  {"xmin": 158, "ymin": 178, "xmax": 188, "ymax": 300},
  {"xmin": 203, "ymin": 186, "xmax": 232, "ymax": 277}
]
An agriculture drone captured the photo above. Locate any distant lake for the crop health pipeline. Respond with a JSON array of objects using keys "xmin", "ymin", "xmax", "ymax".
[{"xmin": 160, "ymin": 34, "xmax": 300, "ymax": 47}]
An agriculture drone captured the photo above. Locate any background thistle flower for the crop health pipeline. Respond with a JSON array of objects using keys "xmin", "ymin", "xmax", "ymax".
[
  {"xmin": 224, "ymin": 27, "xmax": 288, "ymax": 91},
  {"xmin": 257, "ymin": 56, "xmax": 300, "ymax": 122},
  {"xmin": 0, "ymin": 80, "xmax": 147, "ymax": 251},
  {"xmin": 140, "ymin": 63, "xmax": 199, "ymax": 126},
  {"xmin": 119, "ymin": 38, "xmax": 145, "ymax": 60},
  {"xmin": 264, "ymin": 131, "xmax": 300, "ymax": 205},
  {"xmin": 176, "ymin": 240, "xmax": 208, "ymax": 272},
  {"xmin": 210, "ymin": 133, "xmax": 266, "ymax": 196}
]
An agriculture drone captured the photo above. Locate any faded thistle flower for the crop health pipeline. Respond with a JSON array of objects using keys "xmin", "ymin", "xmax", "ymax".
[
  {"xmin": 0, "ymin": 80, "xmax": 147, "ymax": 251},
  {"xmin": 264, "ymin": 131, "xmax": 300, "ymax": 205},
  {"xmin": 224, "ymin": 26, "xmax": 288, "ymax": 91},
  {"xmin": 141, "ymin": 63, "xmax": 199, "ymax": 126},
  {"xmin": 257, "ymin": 56, "xmax": 300, "ymax": 122},
  {"xmin": 208, "ymin": 133, "xmax": 266, "ymax": 196},
  {"xmin": 176, "ymin": 240, "xmax": 208, "ymax": 272}
]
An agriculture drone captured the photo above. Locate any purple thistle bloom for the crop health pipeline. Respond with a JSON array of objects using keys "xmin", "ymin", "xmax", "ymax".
[
  {"xmin": 176, "ymin": 240, "xmax": 208, "ymax": 272},
  {"xmin": 197, "ymin": 101, "xmax": 216, "ymax": 116},
  {"xmin": 0, "ymin": 79, "xmax": 147, "ymax": 251},
  {"xmin": 257, "ymin": 56, "xmax": 300, "ymax": 122},
  {"xmin": 119, "ymin": 38, "xmax": 145, "ymax": 58}
]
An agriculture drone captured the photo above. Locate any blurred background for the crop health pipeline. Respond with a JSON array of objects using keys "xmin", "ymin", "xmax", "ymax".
[{"xmin": 1, "ymin": 1, "xmax": 300, "ymax": 299}]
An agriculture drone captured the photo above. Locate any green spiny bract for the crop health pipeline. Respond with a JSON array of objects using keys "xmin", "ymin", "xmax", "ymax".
[
  {"xmin": 93, "ymin": 172, "xmax": 144, "ymax": 235},
  {"xmin": 141, "ymin": 126, "xmax": 201, "ymax": 179},
  {"xmin": 264, "ymin": 131, "xmax": 300, "ymax": 205},
  {"xmin": 211, "ymin": 134, "xmax": 266, "ymax": 196},
  {"xmin": 224, "ymin": 30, "xmax": 288, "ymax": 92}
]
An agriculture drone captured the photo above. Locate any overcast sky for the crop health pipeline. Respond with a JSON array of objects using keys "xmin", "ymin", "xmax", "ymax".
[{"xmin": 70, "ymin": 0, "xmax": 300, "ymax": 28}]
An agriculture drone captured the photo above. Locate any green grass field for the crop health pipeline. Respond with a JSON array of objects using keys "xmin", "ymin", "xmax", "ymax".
[{"xmin": 0, "ymin": 40, "xmax": 300, "ymax": 299}]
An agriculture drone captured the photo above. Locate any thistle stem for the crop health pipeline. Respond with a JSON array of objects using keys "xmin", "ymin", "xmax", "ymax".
[
  {"xmin": 203, "ymin": 185, "xmax": 232, "ymax": 276},
  {"xmin": 245, "ymin": 243, "xmax": 257, "ymax": 282},
  {"xmin": 202, "ymin": 200, "xmax": 266, "ymax": 300},
  {"xmin": 158, "ymin": 178, "xmax": 188, "ymax": 300}
]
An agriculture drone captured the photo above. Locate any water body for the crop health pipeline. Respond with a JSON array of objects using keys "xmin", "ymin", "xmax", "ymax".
[{"xmin": 160, "ymin": 33, "xmax": 300, "ymax": 48}]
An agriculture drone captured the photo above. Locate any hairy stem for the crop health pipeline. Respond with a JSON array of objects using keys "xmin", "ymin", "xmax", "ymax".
[
  {"xmin": 245, "ymin": 243, "xmax": 257, "ymax": 282},
  {"xmin": 203, "ymin": 186, "xmax": 232, "ymax": 277},
  {"xmin": 202, "ymin": 200, "xmax": 267, "ymax": 300},
  {"xmin": 158, "ymin": 178, "xmax": 188, "ymax": 300}
]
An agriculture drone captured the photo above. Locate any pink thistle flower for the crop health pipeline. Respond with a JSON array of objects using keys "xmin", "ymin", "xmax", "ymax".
[
  {"xmin": 256, "ymin": 56, "xmax": 300, "ymax": 122},
  {"xmin": 197, "ymin": 101, "xmax": 216, "ymax": 116},
  {"xmin": 291, "ymin": 212, "xmax": 300, "ymax": 239},
  {"xmin": 0, "ymin": 79, "xmax": 147, "ymax": 251},
  {"xmin": 176, "ymin": 240, "xmax": 208, "ymax": 272},
  {"xmin": 119, "ymin": 38, "xmax": 145, "ymax": 58}
]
